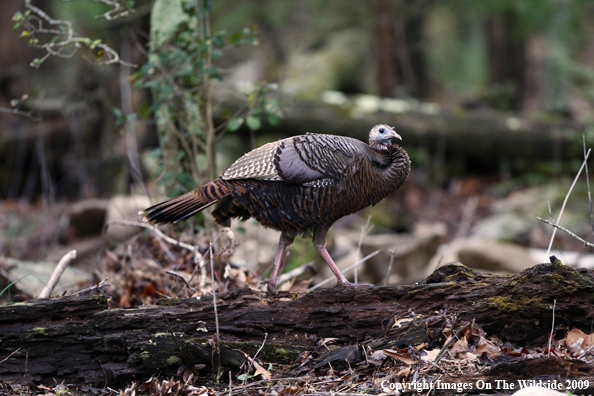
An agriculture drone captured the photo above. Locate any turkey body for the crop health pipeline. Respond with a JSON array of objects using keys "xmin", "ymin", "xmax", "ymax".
[{"xmin": 142, "ymin": 125, "xmax": 411, "ymax": 290}]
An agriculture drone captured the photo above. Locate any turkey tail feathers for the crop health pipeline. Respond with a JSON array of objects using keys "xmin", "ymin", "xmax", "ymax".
[{"xmin": 141, "ymin": 182, "xmax": 230, "ymax": 224}]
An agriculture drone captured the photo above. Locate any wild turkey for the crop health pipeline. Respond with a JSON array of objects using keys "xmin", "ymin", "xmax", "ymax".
[{"xmin": 141, "ymin": 124, "xmax": 411, "ymax": 290}]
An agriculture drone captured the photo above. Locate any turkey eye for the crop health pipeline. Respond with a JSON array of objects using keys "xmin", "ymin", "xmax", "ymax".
[{"xmin": 379, "ymin": 128, "xmax": 385, "ymax": 133}]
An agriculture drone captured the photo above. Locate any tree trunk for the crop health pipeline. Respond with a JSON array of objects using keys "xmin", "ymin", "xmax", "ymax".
[
  {"xmin": 487, "ymin": 12, "xmax": 526, "ymax": 110},
  {"xmin": 372, "ymin": 0, "xmax": 398, "ymax": 98},
  {"xmin": 1, "ymin": 261, "xmax": 593, "ymax": 386}
]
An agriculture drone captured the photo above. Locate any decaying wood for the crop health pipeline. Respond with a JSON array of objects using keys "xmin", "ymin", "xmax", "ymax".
[{"xmin": 1, "ymin": 260, "xmax": 594, "ymax": 386}]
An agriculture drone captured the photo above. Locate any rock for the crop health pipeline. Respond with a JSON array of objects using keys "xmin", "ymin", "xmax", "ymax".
[
  {"xmin": 105, "ymin": 194, "xmax": 154, "ymax": 242},
  {"xmin": 327, "ymin": 223, "xmax": 446, "ymax": 285},
  {"xmin": 0, "ymin": 257, "xmax": 93, "ymax": 298},
  {"xmin": 66, "ymin": 199, "xmax": 108, "ymax": 238},
  {"xmin": 428, "ymin": 238, "xmax": 540, "ymax": 276}
]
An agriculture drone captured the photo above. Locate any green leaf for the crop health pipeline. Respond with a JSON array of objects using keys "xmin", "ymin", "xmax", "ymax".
[
  {"xmin": 236, "ymin": 226, "xmax": 246, "ymax": 236},
  {"xmin": 267, "ymin": 115, "xmax": 280, "ymax": 126},
  {"xmin": 152, "ymin": 163, "xmax": 164, "ymax": 178},
  {"xmin": 246, "ymin": 116, "xmax": 261, "ymax": 131},
  {"xmin": 229, "ymin": 32, "xmax": 242, "ymax": 46},
  {"xmin": 176, "ymin": 172, "xmax": 195, "ymax": 188},
  {"xmin": 227, "ymin": 117, "xmax": 243, "ymax": 132},
  {"xmin": 138, "ymin": 102, "xmax": 150, "ymax": 118},
  {"xmin": 211, "ymin": 49, "xmax": 223, "ymax": 61},
  {"xmin": 149, "ymin": 147, "xmax": 162, "ymax": 159},
  {"xmin": 175, "ymin": 150, "xmax": 186, "ymax": 161},
  {"xmin": 157, "ymin": 171, "xmax": 173, "ymax": 186},
  {"xmin": 126, "ymin": 112, "xmax": 137, "ymax": 122},
  {"xmin": 212, "ymin": 34, "xmax": 224, "ymax": 48}
]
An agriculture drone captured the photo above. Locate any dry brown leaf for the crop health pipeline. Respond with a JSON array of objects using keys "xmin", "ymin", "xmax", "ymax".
[
  {"xmin": 475, "ymin": 342, "xmax": 499, "ymax": 359},
  {"xmin": 567, "ymin": 327, "xmax": 594, "ymax": 348},
  {"xmin": 383, "ymin": 348, "xmax": 417, "ymax": 365},
  {"xmin": 420, "ymin": 348, "xmax": 441, "ymax": 362},
  {"xmin": 474, "ymin": 335, "xmax": 500, "ymax": 359},
  {"xmin": 254, "ymin": 362, "xmax": 272, "ymax": 380},
  {"xmin": 449, "ymin": 337, "xmax": 469, "ymax": 357},
  {"xmin": 396, "ymin": 365, "xmax": 412, "ymax": 380}
]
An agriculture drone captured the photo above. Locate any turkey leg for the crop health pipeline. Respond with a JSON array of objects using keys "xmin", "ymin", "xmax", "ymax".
[
  {"xmin": 312, "ymin": 226, "xmax": 374, "ymax": 288},
  {"xmin": 262, "ymin": 230, "xmax": 296, "ymax": 291}
]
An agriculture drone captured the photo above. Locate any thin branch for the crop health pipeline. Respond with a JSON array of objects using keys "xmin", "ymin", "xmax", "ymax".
[
  {"xmin": 584, "ymin": 135, "xmax": 594, "ymax": 244},
  {"xmin": 546, "ymin": 149, "xmax": 591, "ymax": 257},
  {"xmin": 276, "ymin": 261, "xmax": 316, "ymax": 286},
  {"xmin": 537, "ymin": 217, "xmax": 594, "ymax": 248},
  {"xmin": 210, "ymin": 243, "xmax": 222, "ymax": 381},
  {"xmin": 0, "ymin": 348, "xmax": 21, "ymax": 365},
  {"xmin": 547, "ymin": 299, "xmax": 557, "ymax": 358},
  {"xmin": 21, "ymin": 0, "xmax": 136, "ymax": 68},
  {"xmin": 0, "ymin": 106, "xmax": 40, "ymax": 121},
  {"xmin": 105, "ymin": 219, "xmax": 203, "ymax": 258},
  {"xmin": 308, "ymin": 250, "xmax": 380, "ymax": 292},
  {"xmin": 39, "ymin": 250, "xmax": 77, "ymax": 298},
  {"xmin": 384, "ymin": 249, "xmax": 396, "ymax": 286},
  {"xmin": 166, "ymin": 270, "xmax": 196, "ymax": 293},
  {"xmin": 354, "ymin": 216, "xmax": 374, "ymax": 284},
  {"xmin": 72, "ymin": 278, "xmax": 110, "ymax": 295}
]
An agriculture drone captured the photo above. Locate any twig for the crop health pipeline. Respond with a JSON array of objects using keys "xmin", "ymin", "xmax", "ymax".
[
  {"xmin": 545, "ymin": 149, "xmax": 591, "ymax": 257},
  {"xmin": 105, "ymin": 220, "xmax": 203, "ymax": 259},
  {"xmin": 276, "ymin": 261, "xmax": 316, "ymax": 286},
  {"xmin": 308, "ymin": 250, "xmax": 380, "ymax": 291},
  {"xmin": 384, "ymin": 249, "xmax": 395, "ymax": 286},
  {"xmin": 162, "ymin": 313, "xmax": 199, "ymax": 377},
  {"xmin": 0, "ymin": 106, "xmax": 40, "ymax": 121},
  {"xmin": 0, "ymin": 348, "xmax": 21, "ymax": 365},
  {"xmin": 166, "ymin": 270, "xmax": 196, "ymax": 293},
  {"xmin": 210, "ymin": 243, "xmax": 222, "ymax": 381},
  {"xmin": 354, "ymin": 216, "xmax": 374, "ymax": 284},
  {"xmin": 584, "ymin": 135, "xmax": 594, "ymax": 245},
  {"xmin": 253, "ymin": 333, "xmax": 268, "ymax": 361},
  {"xmin": 455, "ymin": 195, "xmax": 479, "ymax": 239},
  {"xmin": 22, "ymin": 0, "xmax": 136, "ymax": 68},
  {"xmin": 39, "ymin": 250, "xmax": 77, "ymax": 298},
  {"xmin": 433, "ymin": 322, "xmax": 471, "ymax": 364},
  {"xmin": 548, "ymin": 299, "xmax": 557, "ymax": 358},
  {"xmin": 537, "ymin": 217, "xmax": 594, "ymax": 248},
  {"xmin": 72, "ymin": 278, "xmax": 110, "ymax": 295}
]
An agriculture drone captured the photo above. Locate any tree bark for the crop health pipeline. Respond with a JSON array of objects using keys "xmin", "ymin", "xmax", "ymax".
[{"xmin": 1, "ymin": 260, "xmax": 593, "ymax": 386}]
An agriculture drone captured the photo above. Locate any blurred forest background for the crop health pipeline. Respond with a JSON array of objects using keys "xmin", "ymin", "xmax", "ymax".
[{"xmin": 2, "ymin": 0, "xmax": 594, "ymax": 301}]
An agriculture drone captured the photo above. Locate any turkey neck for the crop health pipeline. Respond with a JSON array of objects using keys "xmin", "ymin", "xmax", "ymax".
[{"xmin": 368, "ymin": 143, "xmax": 411, "ymax": 193}]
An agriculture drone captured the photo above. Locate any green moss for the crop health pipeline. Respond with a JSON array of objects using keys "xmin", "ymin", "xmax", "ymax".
[
  {"xmin": 166, "ymin": 355, "xmax": 181, "ymax": 365},
  {"xmin": 140, "ymin": 351, "xmax": 151, "ymax": 360},
  {"xmin": 484, "ymin": 296, "xmax": 545, "ymax": 312},
  {"xmin": 32, "ymin": 327, "xmax": 47, "ymax": 335},
  {"xmin": 156, "ymin": 298, "xmax": 181, "ymax": 306}
]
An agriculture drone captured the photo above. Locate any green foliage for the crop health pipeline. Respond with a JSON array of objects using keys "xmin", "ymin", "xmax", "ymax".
[{"xmin": 115, "ymin": 0, "xmax": 283, "ymax": 217}]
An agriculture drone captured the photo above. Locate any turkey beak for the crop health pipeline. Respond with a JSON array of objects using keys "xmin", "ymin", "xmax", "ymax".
[{"xmin": 388, "ymin": 130, "xmax": 402, "ymax": 140}]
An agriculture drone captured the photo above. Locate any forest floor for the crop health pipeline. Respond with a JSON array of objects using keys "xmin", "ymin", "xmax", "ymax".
[{"xmin": 1, "ymin": 177, "xmax": 594, "ymax": 395}]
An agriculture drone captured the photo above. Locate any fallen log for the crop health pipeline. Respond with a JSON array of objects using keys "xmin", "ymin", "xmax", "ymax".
[{"xmin": 0, "ymin": 259, "xmax": 593, "ymax": 387}]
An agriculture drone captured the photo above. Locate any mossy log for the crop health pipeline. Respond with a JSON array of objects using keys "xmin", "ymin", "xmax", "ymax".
[
  {"xmin": 219, "ymin": 96, "xmax": 586, "ymax": 174},
  {"xmin": 1, "ymin": 260, "xmax": 593, "ymax": 386}
]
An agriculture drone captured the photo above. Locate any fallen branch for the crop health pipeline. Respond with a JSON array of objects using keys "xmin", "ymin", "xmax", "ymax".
[{"xmin": 38, "ymin": 250, "xmax": 77, "ymax": 299}]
